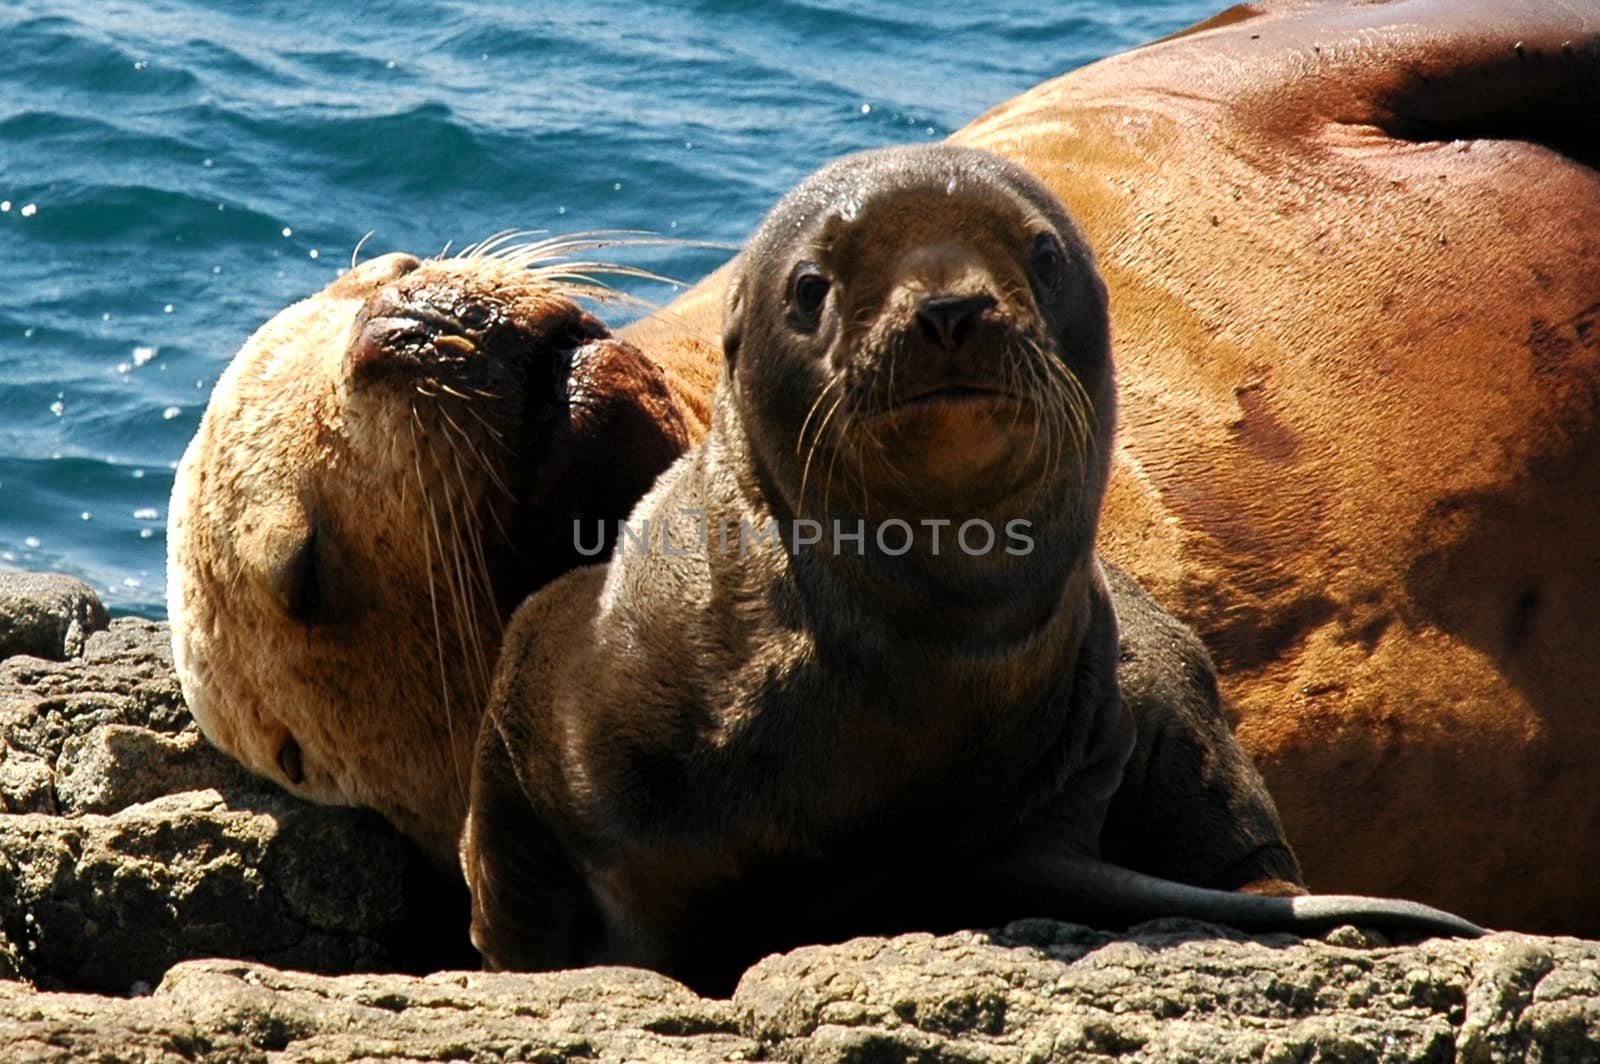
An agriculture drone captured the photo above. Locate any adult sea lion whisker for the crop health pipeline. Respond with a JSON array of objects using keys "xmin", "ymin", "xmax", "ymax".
[
  {"xmin": 531, "ymin": 261, "xmax": 687, "ymax": 289},
  {"xmin": 460, "ymin": 405, "xmax": 515, "ymax": 459},
  {"xmin": 439, "ymin": 415, "xmax": 514, "ymax": 545},
  {"xmin": 457, "ymin": 229, "xmax": 550, "ymax": 260},
  {"xmin": 438, "ymin": 499, "xmax": 478, "ymax": 812},
  {"xmin": 491, "ymin": 233, "xmax": 733, "ymax": 264},
  {"xmin": 408, "ymin": 409, "xmax": 467, "ymax": 813},
  {"xmin": 442, "ymin": 439, "xmax": 498, "ymax": 729},
  {"xmin": 349, "ymin": 230, "xmax": 377, "ymax": 270}
]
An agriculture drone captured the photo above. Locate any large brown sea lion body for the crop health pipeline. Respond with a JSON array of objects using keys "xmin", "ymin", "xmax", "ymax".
[
  {"xmin": 170, "ymin": 0, "xmax": 1598, "ymax": 935},
  {"xmin": 622, "ymin": 0, "xmax": 1600, "ymax": 935},
  {"xmin": 168, "ymin": 247, "xmax": 694, "ymax": 865},
  {"xmin": 465, "ymin": 146, "xmax": 1480, "ymax": 995}
]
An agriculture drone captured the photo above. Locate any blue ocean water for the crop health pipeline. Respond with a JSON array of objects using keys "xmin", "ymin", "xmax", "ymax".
[{"xmin": 0, "ymin": 0, "xmax": 1216, "ymax": 618}]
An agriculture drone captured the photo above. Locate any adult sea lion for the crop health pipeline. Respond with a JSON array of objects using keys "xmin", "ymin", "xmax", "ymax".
[
  {"xmin": 167, "ymin": 243, "xmax": 696, "ymax": 866},
  {"xmin": 618, "ymin": 0, "xmax": 1600, "ymax": 935},
  {"xmin": 464, "ymin": 145, "xmax": 1481, "ymax": 996}
]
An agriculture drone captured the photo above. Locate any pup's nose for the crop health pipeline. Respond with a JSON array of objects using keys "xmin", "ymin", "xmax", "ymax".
[{"xmin": 916, "ymin": 293, "xmax": 995, "ymax": 350}]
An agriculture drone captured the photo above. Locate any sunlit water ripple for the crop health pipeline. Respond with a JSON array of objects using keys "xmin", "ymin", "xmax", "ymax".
[{"xmin": 0, "ymin": 0, "xmax": 1215, "ymax": 617}]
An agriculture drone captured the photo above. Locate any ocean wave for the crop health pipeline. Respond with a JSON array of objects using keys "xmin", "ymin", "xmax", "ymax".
[{"xmin": 0, "ymin": 0, "xmax": 1218, "ymax": 617}]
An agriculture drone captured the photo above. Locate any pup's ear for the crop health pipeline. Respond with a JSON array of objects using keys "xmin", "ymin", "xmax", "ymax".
[{"xmin": 722, "ymin": 273, "xmax": 745, "ymax": 374}]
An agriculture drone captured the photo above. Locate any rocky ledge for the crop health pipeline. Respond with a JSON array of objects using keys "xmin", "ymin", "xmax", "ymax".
[{"xmin": 1, "ymin": 571, "xmax": 1596, "ymax": 1063}]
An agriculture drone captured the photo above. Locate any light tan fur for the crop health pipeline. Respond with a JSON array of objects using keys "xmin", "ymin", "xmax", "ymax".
[
  {"xmin": 170, "ymin": 253, "xmax": 490, "ymax": 863},
  {"xmin": 170, "ymin": 246, "xmax": 690, "ymax": 866}
]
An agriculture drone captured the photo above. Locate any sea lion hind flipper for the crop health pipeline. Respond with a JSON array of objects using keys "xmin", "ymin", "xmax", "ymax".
[{"xmin": 997, "ymin": 851, "xmax": 1486, "ymax": 941}]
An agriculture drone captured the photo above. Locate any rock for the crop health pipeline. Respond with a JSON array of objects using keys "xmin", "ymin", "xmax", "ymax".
[
  {"xmin": 54, "ymin": 724, "xmax": 254, "ymax": 815},
  {"xmin": 735, "ymin": 923, "xmax": 1457, "ymax": 1061},
  {"xmin": 1, "ymin": 616, "xmax": 216, "ymax": 815},
  {"xmin": 0, "ymin": 617, "xmax": 190, "ymax": 769},
  {"xmin": 1, "ymin": 578, "xmax": 1598, "ymax": 1060},
  {"xmin": 0, "ymin": 960, "xmax": 749, "ymax": 1063},
  {"xmin": 0, "ymin": 926, "xmax": 21, "ymax": 981},
  {"xmin": 0, "ymin": 748, "xmax": 54, "ymax": 813},
  {"xmin": 0, "ymin": 616, "xmax": 259, "ymax": 818},
  {"xmin": 0, "ymin": 615, "xmax": 474, "ymax": 993},
  {"xmin": 0, "ymin": 929, "xmax": 1596, "ymax": 1062},
  {"xmin": 0, "ymin": 788, "xmax": 471, "ymax": 993},
  {"xmin": 0, "ymin": 572, "xmax": 109, "ymax": 662}
]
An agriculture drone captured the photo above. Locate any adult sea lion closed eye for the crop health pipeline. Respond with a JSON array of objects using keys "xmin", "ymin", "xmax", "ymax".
[
  {"xmin": 167, "ymin": 242, "xmax": 694, "ymax": 866},
  {"xmin": 619, "ymin": 0, "xmax": 1600, "ymax": 935},
  {"xmin": 464, "ymin": 145, "xmax": 1481, "ymax": 995}
]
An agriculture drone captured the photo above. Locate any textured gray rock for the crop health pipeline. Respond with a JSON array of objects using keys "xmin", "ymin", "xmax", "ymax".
[
  {"xmin": 734, "ymin": 923, "xmax": 1600, "ymax": 1063},
  {"xmin": 0, "ymin": 611, "xmax": 474, "ymax": 993},
  {"xmin": 0, "ymin": 571, "xmax": 110, "ymax": 662},
  {"xmin": 2, "ymin": 574, "xmax": 1599, "ymax": 1062},
  {"xmin": 0, "ymin": 928, "xmax": 1596, "ymax": 1062},
  {"xmin": 0, "ymin": 960, "xmax": 748, "ymax": 1063},
  {"xmin": 0, "ymin": 787, "xmax": 470, "ymax": 993}
]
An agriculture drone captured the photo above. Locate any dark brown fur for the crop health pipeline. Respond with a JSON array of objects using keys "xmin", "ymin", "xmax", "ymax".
[{"xmin": 464, "ymin": 145, "xmax": 1479, "ymax": 996}]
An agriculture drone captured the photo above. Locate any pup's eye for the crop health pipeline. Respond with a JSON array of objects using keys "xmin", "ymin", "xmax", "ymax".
[
  {"xmin": 1029, "ymin": 233, "xmax": 1065, "ymax": 295},
  {"xmin": 788, "ymin": 263, "xmax": 831, "ymax": 330}
]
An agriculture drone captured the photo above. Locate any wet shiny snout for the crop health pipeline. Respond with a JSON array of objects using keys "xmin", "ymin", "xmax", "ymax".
[{"xmin": 915, "ymin": 293, "xmax": 996, "ymax": 351}]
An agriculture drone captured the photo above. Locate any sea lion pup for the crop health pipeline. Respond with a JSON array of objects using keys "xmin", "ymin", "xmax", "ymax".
[
  {"xmin": 464, "ymin": 145, "xmax": 1482, "ymax": 995},
  {"xmin": 619, "ymin": 0, "xmax": 1600, "ymax": 936},
  {"xmin": 168, "ymin": 242, "xmax": 691, "ymax": 866}
]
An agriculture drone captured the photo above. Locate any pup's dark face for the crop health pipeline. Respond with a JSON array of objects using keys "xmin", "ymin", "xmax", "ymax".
[{"xmin": 724, "ymin": 145, "xmax": 1114, "ymax": 525}]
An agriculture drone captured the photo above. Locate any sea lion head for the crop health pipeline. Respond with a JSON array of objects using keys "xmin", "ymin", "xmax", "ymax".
[
  {"xmin": 722, "ymin": 145, "xmax": 1113, "ymax": 552},
  {"xmin": 168, "ymin": 242, "xmax": 689, "ymax": 864}
]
